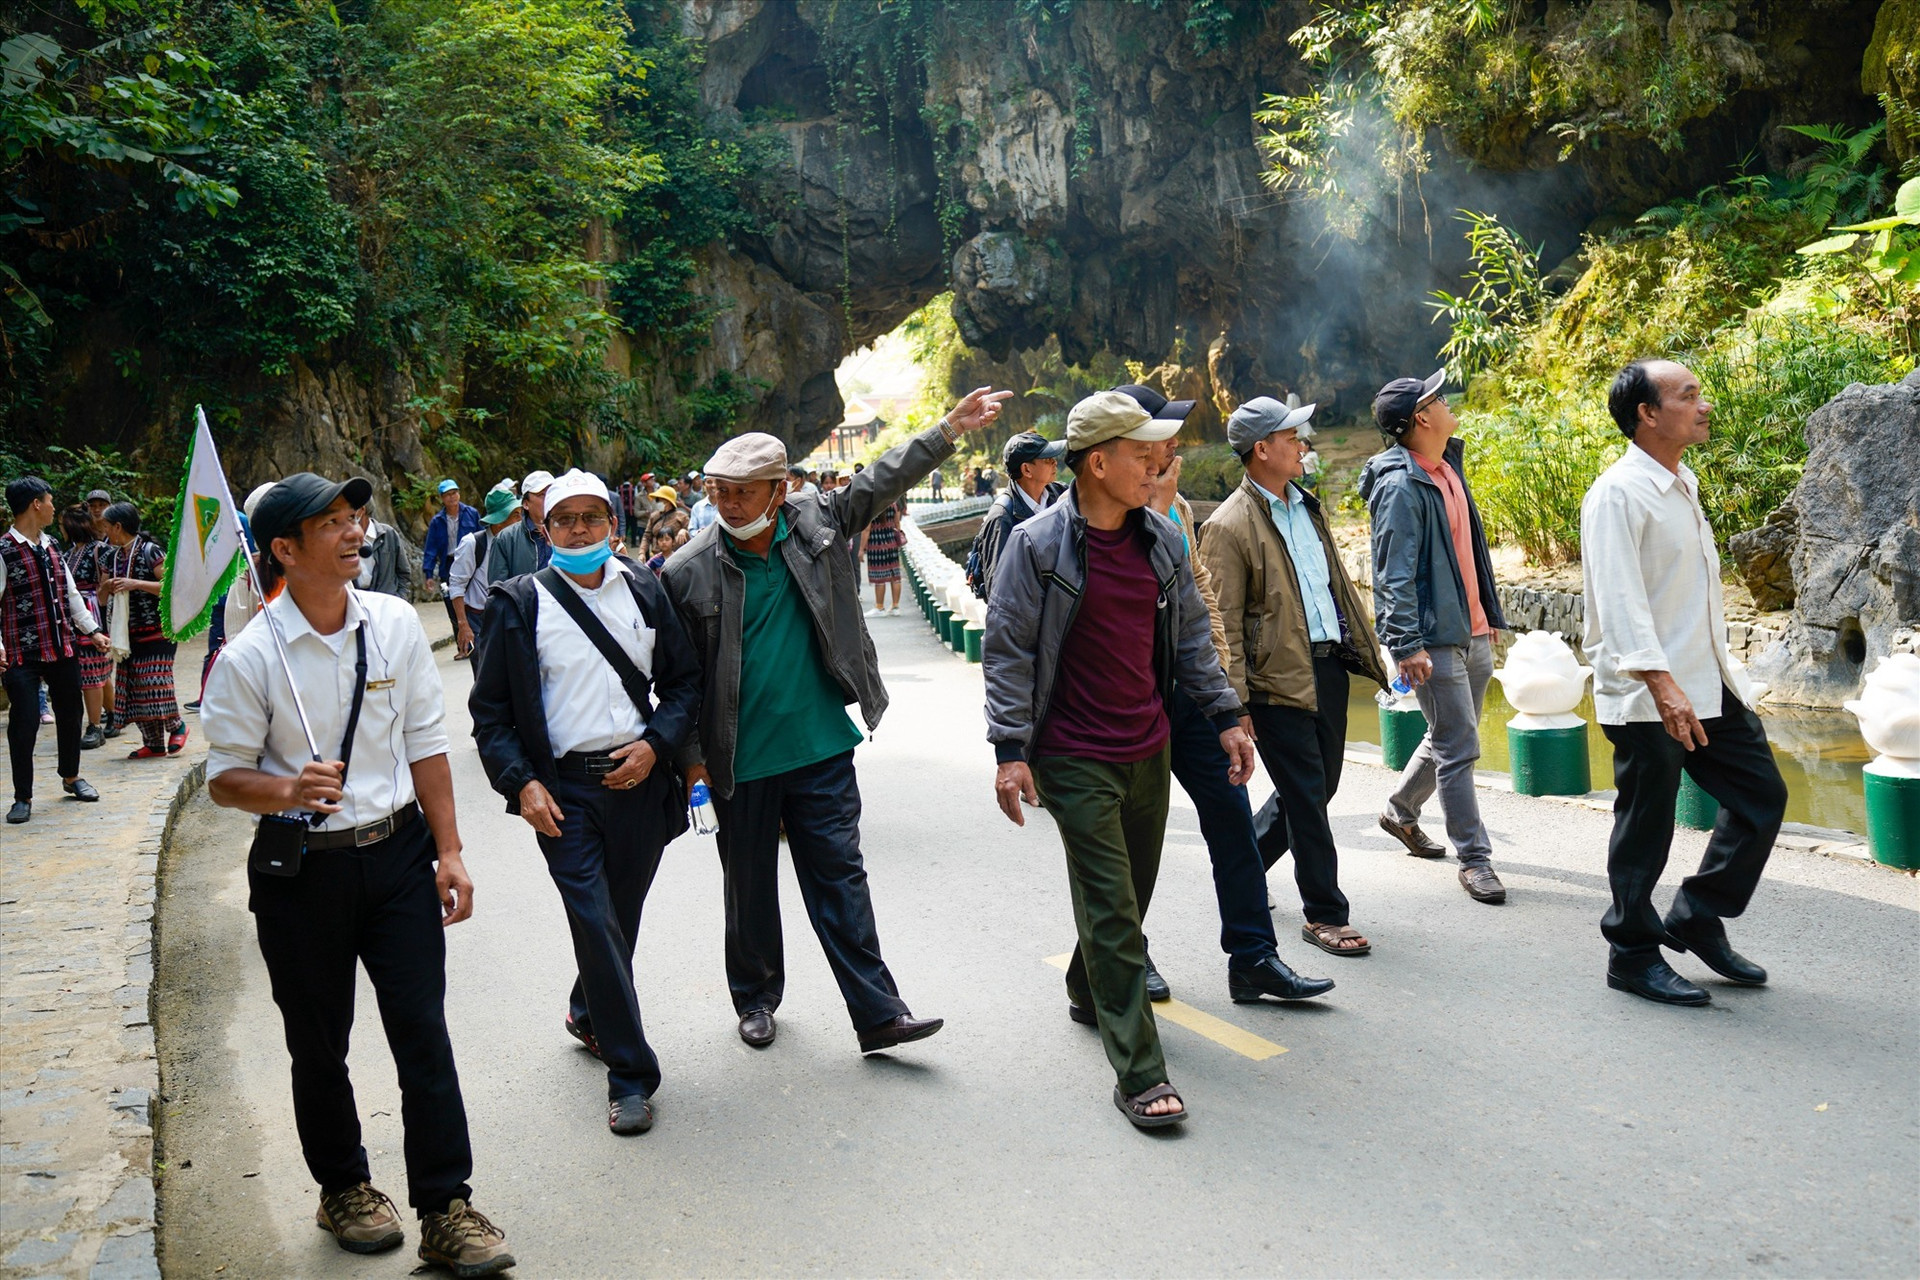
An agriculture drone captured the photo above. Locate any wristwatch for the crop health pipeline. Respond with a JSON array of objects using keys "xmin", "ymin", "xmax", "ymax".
[{"xmin": 937, "ymin": 416, "xmax": 960, "ymax": 444}]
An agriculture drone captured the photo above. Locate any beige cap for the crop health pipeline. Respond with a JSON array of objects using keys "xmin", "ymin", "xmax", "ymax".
[
  {"xmin": 1065, "ymin": 390, "xmax": 1179, "ymax": 451},
  {"xmin": 704, "ymin": 432, "xmax": 789, "ymax": 483}
]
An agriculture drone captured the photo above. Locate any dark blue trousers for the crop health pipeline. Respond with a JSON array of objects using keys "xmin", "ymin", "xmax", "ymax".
[
  {"xmin": 712, "ymin": 751, "xmax": 909, "ymax": 1032},
  {"xmin": 535, "ymin": 770, "xmax": 670, "ymax": 1100},
  {"xmin": 1166, "ymin": 687, "xmax": 1280, "ymax": 964}
]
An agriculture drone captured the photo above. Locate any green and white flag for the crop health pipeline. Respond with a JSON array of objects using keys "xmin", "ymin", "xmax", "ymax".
[{"xmin": 161, "ymin": 407, "xmax": 245, "ymax": 641}]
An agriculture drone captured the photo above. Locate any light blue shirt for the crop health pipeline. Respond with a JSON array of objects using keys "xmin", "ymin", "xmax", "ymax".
[
  {"xmin": 1250, "ymin": 478, "xmax": 1340, "ymax": 644},
  {"xmin": 688, "ymin": 497, "xmax": 717, "ymax": 532}
]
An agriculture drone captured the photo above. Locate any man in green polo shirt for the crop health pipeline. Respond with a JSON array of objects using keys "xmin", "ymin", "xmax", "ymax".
[{"xmin": 662, "ymin": 388, "xmax": 1010, "ymax": 1053}]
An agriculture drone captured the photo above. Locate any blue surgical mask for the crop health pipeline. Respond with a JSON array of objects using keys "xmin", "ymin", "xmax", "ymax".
[{"xmin": 549, "ymin": 538, "xmax": 612, "ymax": 574}]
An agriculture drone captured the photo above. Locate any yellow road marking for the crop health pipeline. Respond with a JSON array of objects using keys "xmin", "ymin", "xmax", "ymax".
[{"xmin": 1043, "ymin": 953, "xmax": 1287, "ymax": 1061}]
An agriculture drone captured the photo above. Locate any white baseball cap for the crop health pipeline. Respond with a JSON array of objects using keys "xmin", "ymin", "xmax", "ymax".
[
  {"xmin": 521, "ymin": 470, "xmax": 556, "ymax": 495},
  {"xmin": 542, "ymin": 468, "xmax": 612, "ymax": 515}
]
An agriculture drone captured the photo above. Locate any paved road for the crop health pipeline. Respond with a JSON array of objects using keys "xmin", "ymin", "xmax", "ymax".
[{"xmin": 154, "ymin": 611, "xmax": 1918, "ymax": 1277}]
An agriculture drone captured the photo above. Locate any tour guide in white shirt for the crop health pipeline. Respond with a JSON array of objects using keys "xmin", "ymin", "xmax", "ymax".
[
  {"xmin": 468, "ymin": 468, "xmax": 702, "ymax": 1137},
  {"xmin": 1581, "ymin": 360, "xmax": 1786, "ymax": 1008},
  {"xmin": 200, "ymin": 473, "xmax": 513, "ymax": 1275}
]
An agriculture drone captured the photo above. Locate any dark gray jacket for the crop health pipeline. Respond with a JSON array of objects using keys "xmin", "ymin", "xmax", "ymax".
[
  {"xmin": 357, "ymin": 520, "xmax": 413, "ymax": 599},
  {"xmin": 485, "ymin": 519, "xmax": 549, "ymax": 584},
  {"xmin": 982, "ymin": 487, "xmax": 1241, "ymax": 764},
  {"xmin": 1357, "ymin": 438, "xmax": 1508, "ymax": 661},
  {"xmin": 660, "ymin": 423, "xmax": 956, "ymax": 798}
]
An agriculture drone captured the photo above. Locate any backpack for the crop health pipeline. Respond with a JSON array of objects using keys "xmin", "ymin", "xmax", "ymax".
[{"xmin": 964, "ymin": 492, "xmax": 1015, "ymax": 599}]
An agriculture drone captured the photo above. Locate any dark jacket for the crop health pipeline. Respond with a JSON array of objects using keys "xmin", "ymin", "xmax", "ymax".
[
  {"xmin": 971, "ymin": 479, "xmax": 1065, "ymax": 598},
  {"xmin": 660, "ymin": 422, "xmax": 956, "ymax": 798},
  {"xmin": 485, "ymin": 519, "xmax": 551, "ymax": 584},
  {"xmin": 423, "ymin": 503, "xmax": 480, "ymax": 581},
  {"xmin": 469, "ymin": 558, "xmax": 702, "ymax": 823},
  {"xmin": 1357, "ymin": 439, "xmax": 1508, "ymax": 661},
  {"xmin": 982, "ymin": 487, "xmax": 1241, "ymax": 765},
  {"xmin": 358, "ymin": 520, "xmax": 413, "ymax": 599}
]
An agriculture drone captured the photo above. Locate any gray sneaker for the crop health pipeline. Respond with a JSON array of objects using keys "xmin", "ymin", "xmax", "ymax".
[{"xmin": 315, "ymin": 1182, "xmax": 404, "ymax": 1254}]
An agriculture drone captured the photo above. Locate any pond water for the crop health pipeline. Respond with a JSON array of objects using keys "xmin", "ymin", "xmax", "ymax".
[{"xmin": 1343, "ymin": 682, "xmax": 1871, "ymax": 835}]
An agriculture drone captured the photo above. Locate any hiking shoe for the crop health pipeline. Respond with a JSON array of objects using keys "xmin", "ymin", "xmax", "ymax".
[
  {"xmin": 80, "ymin": 725, "xmax": 105, "ymax": 750},
  {"xmin": 418, "ymin": 1199, "xmax": 514, "ymax": 1276},
  {"xmin": 315, "ymin": 1182, "xmax": 404, "ymax": 1254}
]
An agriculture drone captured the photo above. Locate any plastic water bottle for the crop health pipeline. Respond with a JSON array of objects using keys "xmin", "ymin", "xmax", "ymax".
[
  {"xmin": 1378, "ymin": 671, "xmax": 1416, "ymax": 710},
  {"xmin": 688, "ymin": 780, "xmax": 718, "ymax": 835},
  {"xmin": 1390, "ymin": 672, "xmax": 1414, "ymax": 697}
]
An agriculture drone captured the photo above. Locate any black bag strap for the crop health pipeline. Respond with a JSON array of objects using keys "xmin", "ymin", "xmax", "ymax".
[
  {"xmin": 310, "ymin": 622, "xmax": 368, "ymax": 827},
  {"xmin": 535, "ymin": 567, "xmax": 654, "ymax": 723}
]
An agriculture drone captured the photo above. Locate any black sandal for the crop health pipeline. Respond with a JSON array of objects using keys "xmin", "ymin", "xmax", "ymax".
[{"xmin": 1114, "ymin": 1082, "xmax": 1187, "ymax": 1129}]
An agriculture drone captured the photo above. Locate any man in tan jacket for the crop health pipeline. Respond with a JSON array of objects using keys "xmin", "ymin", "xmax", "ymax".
[
  {"xmin": 1201, "ymin": 397, "xmax": 1390, "ymax": 958},
  {"xmin": 1114, "ymin": 385, "xmax": 1333, "ymax": 1005}
]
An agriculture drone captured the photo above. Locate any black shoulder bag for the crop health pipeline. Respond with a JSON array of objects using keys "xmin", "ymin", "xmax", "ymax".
[{"xmin": 249, "ymin": 623, "xmax": 369, "ymax": 877}]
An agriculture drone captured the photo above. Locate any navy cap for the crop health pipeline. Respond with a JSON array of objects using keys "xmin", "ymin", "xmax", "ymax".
[
  {"xmin": 251, "ymin": 472, "xmax": 374, "ymax": 548},
  {"xmin": 1372, "ymin": 369, "xmax": 1448, "ymax": 436},
  {"xmin": 1001, "ymin": 431, "xmax": 1067, "ymax": 468},
  {"xmin": 1111, "ymin": 383, "xmax": 1197, "ymax": 426}
]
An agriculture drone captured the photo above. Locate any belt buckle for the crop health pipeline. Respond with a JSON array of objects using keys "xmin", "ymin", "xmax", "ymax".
[
  {"xmin": 585, "ymin": 755, "xmax": 617, "ymax": 776},
  {"xmin": 355, "ymin": 816, "xmax": 393, "ymax": 847}
]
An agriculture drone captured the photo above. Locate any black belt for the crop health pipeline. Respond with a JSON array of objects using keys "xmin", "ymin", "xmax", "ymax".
[
  {"xmin": 557, "ymin": 749, "xmax": 626, "ymax": 777},
  {"xmin": 305, "ymin": 802, "xmax": 420, "ymax": 850}
]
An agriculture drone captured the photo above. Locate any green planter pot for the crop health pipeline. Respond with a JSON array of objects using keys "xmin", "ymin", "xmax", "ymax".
[
  {"xmin": 934, "ymin": 607, "xmax": 952, "ymax": 640},
  {"xmin": 1676, "ymin": 772, "xmax": 1720, "ymax": 831},
  {"xmin": 1378, "ymin": 704, "xmax": 1428, "ymax": 773},
  {"xmin": 1863, "ymin": 764, "xmax": 1920, "ymax": 871},
  {"xmin": 964, "ymin": 623, "xmax": 984, "ymax": 663},
  {"xmin": 1507, "ymin": 723, "xmax": 1591, "ymax": 797},
  {"xmin": 948, "ymin": 615, "xmax": 968, "ymax": 652}
]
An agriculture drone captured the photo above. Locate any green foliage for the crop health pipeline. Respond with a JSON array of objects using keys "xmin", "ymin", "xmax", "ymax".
[
  {"xmin": 1426, "ymin": 209, "xmax": 1545, "ymax": 379},
  {"xmin": 1462, "ymin": 395, "xmax": 1618, "ymax": 565},
  {"xmin": 1797, "ymin": 175, "xmax": 1920, "ymax": 357},
  {"xmin": 1782, "ymin": 121, "xmax": 1891, "ymax": 226}
]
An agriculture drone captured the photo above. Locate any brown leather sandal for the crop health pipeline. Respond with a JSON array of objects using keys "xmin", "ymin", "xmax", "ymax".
[
  {"xmin": 1302, "ymin": 922, "xmax": 1372, "ymax": 956},
  {"xmin": 1114, "ymin": 1082, "xmax": 1188, "ymax": 1129}
]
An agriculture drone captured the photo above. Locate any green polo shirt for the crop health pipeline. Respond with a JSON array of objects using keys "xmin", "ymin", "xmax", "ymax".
[{"xmin": 727, "ymin": 513, "xmax": 864, "ymax": 783}]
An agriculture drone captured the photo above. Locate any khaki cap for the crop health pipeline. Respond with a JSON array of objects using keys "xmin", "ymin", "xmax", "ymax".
[
  {"xmin": 1065, "ymin": 390, "xmax": 1179, "ymax": 451},
  {"xmin": 704, "ymin": 432, "xmax": 789, "ymax": 483}
]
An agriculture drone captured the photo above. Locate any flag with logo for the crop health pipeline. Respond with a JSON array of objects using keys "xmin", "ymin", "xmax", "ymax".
[{"xmin": 161, "ymin": 406, "xmax": 245, "ymax": 641}]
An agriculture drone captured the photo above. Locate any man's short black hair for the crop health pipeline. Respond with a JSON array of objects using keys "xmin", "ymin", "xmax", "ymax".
[
  {"xmin": 1608, "ymin": 360, "xmax": 1664, "ymax": 439},
  {"xmin": 6, "ymin": 475, "xmax": 51, "ymax": 517},
  {"xmin": 1064, "ymin": 447, "xmax": 1089, "ymax": 474},
  {"xmin": 1235, "ymin": 447, "xmax": 1256, "ymax": 467},
  {"xmin": 787, "ymin": 464, "xmax": 806, "ymax": 478},
  {"xmin": 102, "ymin": 501, "xmax": 141, "ymax": 536}
]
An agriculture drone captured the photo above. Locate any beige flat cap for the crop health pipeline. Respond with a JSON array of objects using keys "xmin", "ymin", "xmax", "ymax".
[
  {"xmin": 704, "ymin": 432, "xmax": 789, "ymax": 483},
  {"xmin": 1065, "ymin": 390, "xmax": 1179, "ymax": 451}
]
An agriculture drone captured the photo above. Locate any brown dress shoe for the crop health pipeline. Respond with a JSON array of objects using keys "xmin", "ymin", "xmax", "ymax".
[
  {"xmin": 1459, "ymin": 864, "xmax": 1508, "ymax": 903},
  {"xmin": 316, "ymin": 1182, "xmax": 404, "ymax": 1254},
  {"xmin": 858, "ymin": 1013, "xmax": 944, "ymax": 1054},
  {"xmin": 418, "ymin": 1199, "xmax": 514, "ymax": 1277},
  {"xmin": 1379, "ymin": 812, "xmax": 1445, "ymax": 857}
]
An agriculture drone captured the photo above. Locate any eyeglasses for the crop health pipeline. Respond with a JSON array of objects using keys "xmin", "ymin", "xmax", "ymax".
[{"xmin": 548, "ymin": 511, "xmax": 611, "ymax": 533}]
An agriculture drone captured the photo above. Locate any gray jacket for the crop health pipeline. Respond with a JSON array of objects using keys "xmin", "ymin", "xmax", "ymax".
[
  {"xmin": 357, "ymin": 520, "xmax": 413, "ymax": 599},
  {"xmin": 485, "ymin": 519, "xmax": 548, "ymax": 584},
  {"xmin": 982, "ymin": 488, "xmax": 1241, "ymax": 764},
  {"xmin": 661, "ymin": 423, "xmax": 956, "ymax": 798},
  {"xmin": 1357, "ymin": 438, "xmax": 1508, "ymax": 661}
]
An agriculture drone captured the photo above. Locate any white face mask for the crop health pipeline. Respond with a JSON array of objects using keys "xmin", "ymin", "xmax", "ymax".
[{"xmin": 717, "ymin": 487, "xmax": 782, "ymax": 541}]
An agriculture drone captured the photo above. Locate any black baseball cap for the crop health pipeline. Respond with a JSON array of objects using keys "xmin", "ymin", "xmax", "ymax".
[
  {"xmin": 251, "ymin": 472, "xmax": 373, "ymax": 547},
  {"xmin": 1372, "ymin": 369, "xmax": 1448, "ymax": 436},
  {"xmin": 1112, "ymin": 383, "xmax": 1196, "ymax": 426},
  {"xmin": 1002, "ymin": 431, "xmax": 1067, "ymax": 468}
]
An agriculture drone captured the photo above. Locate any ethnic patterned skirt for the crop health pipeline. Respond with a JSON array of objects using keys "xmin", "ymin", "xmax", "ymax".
[
  {"xmin": 115, "ymin": 642, "xmax": 178, "ymax": 724},
  {"xmin": 865, "ymin": 518, "xmax": 902, "ymax": 585},
  {"xmin": 75, "ymin": 600, "xmax": 113, "ymax": 689}
]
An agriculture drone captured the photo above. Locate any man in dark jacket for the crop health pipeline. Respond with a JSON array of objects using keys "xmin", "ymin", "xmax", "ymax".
[
  {"xmin": 1359, "ymin": 371, "xmax": 1511, "ymax": 905},
  {"xmin": 969, "ymin": 431, "xmax": 1065, "ymax": 599},
  {"xmin": 662, "ymin": 387, "xmax": 1010, "ymax": 1054},
  {"xmin": 470, "ymin": 469, "xmax": 702, "ymax": 1136},
  {"xmin": 421, "ymin": 480, "xmax": 479, "ymax": 642},
  {"xmin": 984, "ymin": 391, "xmax": 1262, "ymax": 1131}
]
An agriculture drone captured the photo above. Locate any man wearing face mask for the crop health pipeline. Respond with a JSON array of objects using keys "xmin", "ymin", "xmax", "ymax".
[{"xmin": 662, "ymin": 387, "xmax": 1012, "ymax": 1053}]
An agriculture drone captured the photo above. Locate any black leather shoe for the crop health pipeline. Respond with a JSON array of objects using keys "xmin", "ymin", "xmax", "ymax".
[
  {"xmin": 737, "ymin": 1009, "xmax": 775, "ymax": 1048},
  {"xmin": 6, "ymin": 800, "xmax": 28, "ymax": 824},
  {"xmin": 79, "ymin": 726, "xmax": 104, "ymax": 750},
  {"xmin": 1379, "ymin": 812, "xmax": 1446, "ymax": 857},
  {"xmin": 63, "ymin": 778, "xmax": 99, "ymax": 802},
  {"xmin": 1144, "ymin": 949, "xmax": 1171, "ymax": 1002},
  {"xmin": 1229, "ymin": 954, "xmax": 1335, "ymax": 1003},
  {"xmin": 1067, "ymin": 1002, "xmax": 1096, "ymax": 1026},
  {"xmin": 1665, "ymin": 922, "xmax": 1767, "ymax": 986},
  {"xmin": 1607, "ymin": 958, "xmax": 1711, "ymax": 1006},
  {"xmin": 565, "ymin": 1016, "xmax": 602, "ymax": 1060},
  {"xmin": 858, "ymin": 1013, "xmax": 943, "ymax": 1054},
  {"xmin": 608, "ymin": 1094, "xmax": 653, "ymax": 1135},
  {"xmin": 1459, "ymin": 864, "xmax": 1507, "ymax": 903}
]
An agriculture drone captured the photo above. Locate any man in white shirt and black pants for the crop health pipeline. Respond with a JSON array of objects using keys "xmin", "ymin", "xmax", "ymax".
[
  {"xmin": 201, "ymin": 473, "xmax": 513, "ymax": 1275},
  {"xmin": 470, "ymin": 470, "xmax": 702, "ymax": 1135},
  {"xmin": 1582, "ymin": 361, "xmax": 1787, "ymax": 1007}
]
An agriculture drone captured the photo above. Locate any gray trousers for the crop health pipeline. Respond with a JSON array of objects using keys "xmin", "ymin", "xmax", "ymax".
[{"xmin": 1386, "ymin": 634, "xmax": 1495, "ymax": 865}]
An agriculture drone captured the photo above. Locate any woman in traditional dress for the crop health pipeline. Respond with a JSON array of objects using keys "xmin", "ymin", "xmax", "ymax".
[
  {"xmin": 59, "ymin": 505, "xmax": 115, "ymax": 749},
  {"xmin": 98, "ymin": 502, "xmax": 183, "ymax": 759},
  {"xmin": 861, "ymin": 498, "xmax": 903, "ymax": 617}
]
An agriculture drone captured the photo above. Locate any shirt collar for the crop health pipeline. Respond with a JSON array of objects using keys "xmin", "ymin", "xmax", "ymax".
[
  {"xmin": 1248, "ymin": 478, "xmax": 1300, "ymax": 508},
  {"xmin": 1623, "ymin": 442, "xmax": 1696, "ymax": 494},
  {"xmin": 6, "ymin": 526, "xmax": 47, "ymax": 546},
  {"xmin": 269, "ymin": 585, "xmax": 367, "ymax": 647}
]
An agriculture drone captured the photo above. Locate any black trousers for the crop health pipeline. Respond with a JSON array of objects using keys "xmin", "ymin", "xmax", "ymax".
[
  {"xmin": 6, "ymin": 655, "xmax": 83, "ymax": 801},
  {"xmin": 439, "ymin": 585, "xmax": 458, "ymax": 638},
  {"xmin": 249, "ymin": 817, "xmax": 474, "ymax": 1215},
  {"xmin": 1599, "ymin": 685, "xmax": 1787, "ymax": 962},
  {"xmin": 535, "ymin": 769, "xmax": 669, "ymax": 1100},
  {"xmin": 1248, "ymin": 655, "xmax": 1352, "ymax": 927},
  {"xmin": 1166, "ymin": 687, "xmax": 1280, "ymax": 964},
  {"xmin": 711, "ymin": 751, "xmax": 909, "ymax": 1032}
]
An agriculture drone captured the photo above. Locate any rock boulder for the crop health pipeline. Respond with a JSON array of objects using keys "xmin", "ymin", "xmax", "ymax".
[{"xmin": 1728, "ymin": 504, "xmax": 1798, "ymax": 611}]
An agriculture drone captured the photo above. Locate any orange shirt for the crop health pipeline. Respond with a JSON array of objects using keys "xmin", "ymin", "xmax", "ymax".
[{"xmin": 1410, "ymin": 448, "xmax": 1492, "ymax": 638}]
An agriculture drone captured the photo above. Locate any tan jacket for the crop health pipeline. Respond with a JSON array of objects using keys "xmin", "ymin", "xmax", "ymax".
[
  {"xmin": 1198, "ymin": 476, "xmax": 1390, "ymax": 712},
  {"xmin": 1172, "ymin": 492, "xmax": 1232, "ymax": 674}
]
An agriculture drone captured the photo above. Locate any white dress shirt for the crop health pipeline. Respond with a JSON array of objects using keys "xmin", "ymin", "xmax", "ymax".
[
  {"xmin": 449, "ymin": 530, "xmax": 492, "ymax": 611},
  {"xmin": 0, "ymin": 527, "xmax": 102, "ymax": 661},
  {"xmin": 535, "ymin": 556, "xmax": 653, "ymax": 756},
  {"xmin": 1581, "ymin": 444, "xmax": 1750, "ymax": 725},
  {"xmin": 202, "ymin": 588, "xmax": 449, "ymax": 830}
]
